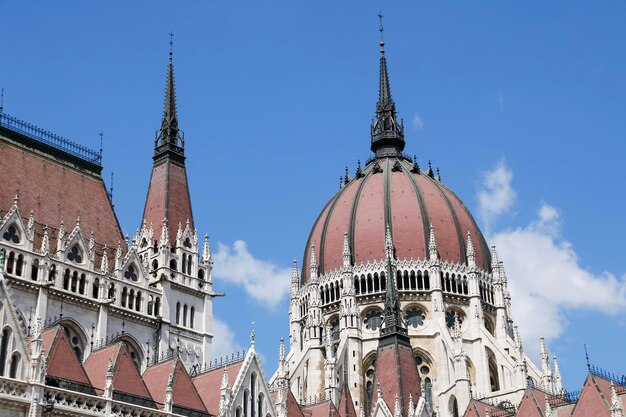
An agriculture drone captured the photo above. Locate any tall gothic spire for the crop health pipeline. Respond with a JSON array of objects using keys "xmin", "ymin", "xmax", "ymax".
[
  {"xmin": 155, "ymin": 33, "xmax": 184, "ymax": 162},
  {"xmin": 371, "ymin": 14, "xmax": 405, "ymax": 158},
  {"xmin": 142, "ymin": 35, "xmax": 195, "ymax": 243}
]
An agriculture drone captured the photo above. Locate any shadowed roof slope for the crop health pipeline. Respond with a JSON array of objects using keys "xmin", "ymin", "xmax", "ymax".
[
  {"xmin": 193, "ymin": 361, "xmax": 244, "ymax": 415},
  {"xmin": 83, "ymin": 342, "xmax": 155, "ymax": 405},
  {"xmin": 0, "ymin": 129, "xmax": 123, "ymax": 249},
  {"xmin": 143, "ymin": 358, "xmax": 208, "ymax": 414}
]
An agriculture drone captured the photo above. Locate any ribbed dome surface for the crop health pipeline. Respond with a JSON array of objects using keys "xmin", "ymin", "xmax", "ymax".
[{"xmin": 302, "ymin": 157, "xmax": 491, "ymax": 282}]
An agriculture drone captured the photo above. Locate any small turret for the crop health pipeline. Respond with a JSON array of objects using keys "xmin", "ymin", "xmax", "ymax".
[
  {"xmin": 309, "ymin": 245, "xmax": 318, "ymax": 282},
  {"xmin": 466, "ymin": 231, "xmax": 475, "ymax": 268},
  {"xmin": 342, "ymin": 232, "xmax": 351, "ymax": 268},
  {"xmin": 104, "ymin": 358, "xmax": 114, "ymax": 399},
  {"xmin": 291, "ymin": 259, "xmax": 299, "ymax": 298},
  {"xmin": 164, "ymin": 373, "xmax": 174, "ymax": 413},
  {"xmin": 428, "ymin": 224, "xmax": 438, "ymax": 261}
]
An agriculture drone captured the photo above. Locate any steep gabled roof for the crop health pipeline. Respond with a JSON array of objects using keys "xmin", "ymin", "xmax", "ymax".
[
  {"xmin": 192, "ymin": 361, "xmax": 244, "ymax": 415},
  {"xmin": 43, "ymin": 326, "xmax": 94, "ymax": 389},
  {"xmin": 571, "ymin": 373, "xmax": 613, "ymax": 417},
  {"xmin": 143, "ymin": 358, "xmax": 208, "ymax": 414},
  {"xmin": 83, "ymin": 342, "xmax": 154, "ymax": 405},
  {"xmin": 338, "ymin": 382, "xmax": 357, "ymax": 417},
  {"xmin": 302, "ymin": 400, "xmax": 340, "ymax": 417},
  {"xmin": 286, "ymin": 389, "xmax": 305, "ymax": 417},
  {"xmin": 372, "ymin": 334, "xmax": 421, "ymax": 416}
]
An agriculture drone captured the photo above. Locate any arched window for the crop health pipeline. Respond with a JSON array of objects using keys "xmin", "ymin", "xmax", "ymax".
[
  {"xmin": 135, "ymin": 291, "xmax": 142, "ymax": 312},
  {"xmin": 15, "ymin": 254, "xmax": 23, "ymax": 276},
  {"xmin": 152, "ymin": 259, "xmax": 158, "ymax": 271},
  {"xmin": 189, "ymin": 307, "xmax": 195, "ymax": 329},
  {"xmin": 449, "ymin": 395, "xmax": 459, "ymax": 417},
  {"xmin": 79, "ymin": 273, "xmax": 86, "ymax": 295},
  {"xmin": 108, "ymin": 283, "xmax": 116, "ymax": 300},
  {"xmin": 154, "ymin": 297, "xmax": 161, "ymax": 317},
  {"xmin": 5, "ymin": 252, "xmax": 14, "ymax": 275},
  {"xmin": 0, "ymin": 327, "xmax": 11, "ymax": 376},
  {"xmin": 183, "ymin": 305, "xmax": 188, "ymax": 327},
  {"xmin": 71, "ymin": 271, "xmax": 78, "ymax": 293},
  {"xmin": 148, "ymin": 295, "xmax": 154, "ymax": 316},
  {"xmin": 250, "ymin": 373, "xmax": 257, "ymax": 417},
  {"xmin": 9, "ymin": 352, "xmax": 20, "ymax": 379},
  {"xmin": 128, "ymin": 289, "xmax": 135, "ymax": 310},
  {"xmin": 176, "ymin": 302, "xmax": 181, "ymax": 325},
  {"xmin": 67, "ymin": 245, "xmax": 83, "ymax": 263},
  {"xmin": 170, "ymin": 259, "xmax": 177, "ymax": 271},
  {"xmin": 243, "ymin": 390, "xmax": 249, "ymax": 417},
  {"xmin": 63, "ymin": 269, "xmax": 70, "ymax": 290},
  {"xmin": 187, "ymin": 256, "xmax": 192, "ymax": 275},
  {"xmin": 62, "ymin": 322, "xmax": 86, "ymax": 361},
  {"xmin": 236, "ymin": 407, "xmax": 242, "ymax": 417},
  {"xmin": 121, "ymin": 287, "xmax": 128, "ymax": 308},
  {"xmin": 182, "ymin": 254, "xmax": 187, "ymax": 274},
  {"xmin": 92, "ymin": 278, "xmax": 100, "ymax": 299},
  {"xmin": 49, "ymin": 264, "xmax": 57, "ymax": 282},
  {"xmin": 198, "ymin": 269, "xmax": 205, "ymax": 280},
  {"xmin": 3, "ymin": 225, "xmax": 20, "ymax": 243},
  {"xmin": 257, "ymin": 393, "xmax": 264, "ymax": 417},
  {"xmin": 31, "ymin": 259, "xmax": 39, "ymax": 281}
]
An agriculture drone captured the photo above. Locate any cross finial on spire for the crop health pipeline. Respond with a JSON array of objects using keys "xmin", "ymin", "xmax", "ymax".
[
  {"xmin": 169, "ymin": 32, "xmax": 174, "ymax": 61},
  {"xmin": 378, "ymin": 12, "xmax": 385, "ymax": 52}
]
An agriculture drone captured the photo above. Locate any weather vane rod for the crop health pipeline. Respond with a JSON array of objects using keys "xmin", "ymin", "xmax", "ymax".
[
  {"xmin": 169, "ymin": 32, "xmax": 175, "ymax": 60},
  {"xmin": 378, "ymin": 12, "xmax": 385, "ymax": 52}
]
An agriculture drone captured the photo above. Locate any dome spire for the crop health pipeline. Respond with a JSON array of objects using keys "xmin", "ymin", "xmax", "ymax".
[{"xmin": 371, "ymin": 13, "xmax": 405, "ymax": 158}]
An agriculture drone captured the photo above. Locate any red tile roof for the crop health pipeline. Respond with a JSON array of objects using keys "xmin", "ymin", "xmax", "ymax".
[
  {"xmin": 142, "ymin": 159, "xmax": 194, "ymax": 244},
  {"xmin": 143, "ymin": 358, "xmax": 207, "ymax": 413},
  {"xmin": 372, "ymin": 336, "xmax": 421, "ymax": 417},
  {"xmin": 83, "ymin": 342, "xmax": 154, "ymax": 401},
  {"xmin": 337, "ymin": 384, "xmax": 357, "ymax": 417},
  {"xmin": 302, "ymin": 158, "xmax": 491, "ymax": 282},
  {"xmin": 0, "ymin": 138, "xmax": 123, "ymax": 250},
  {"xmin": 286, "ymin": 390, "xmax": 305, "ymax": 417},
  {"xmin": 193, "ymin": 361, "xmax": 244, "ymax": 415},
  {"xmin": 571, "ymin": 374, "xmax": 612, "ymax": 417},
  {"xmin": 44, "ymin": 326, "xmax": 93, "ymax": 386}
]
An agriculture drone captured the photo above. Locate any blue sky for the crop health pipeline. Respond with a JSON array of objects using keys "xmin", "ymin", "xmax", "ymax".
[{"xmin": 1, "ymin": 1, "xmax": 625, "ymax": 391}]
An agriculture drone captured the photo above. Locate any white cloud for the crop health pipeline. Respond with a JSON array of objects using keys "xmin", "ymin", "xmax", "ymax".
[
  {"xmin": 211, "ymin": 317, "xmax": 244, "ymax": 359},
  {"xmin": 412, "ymin": 114, "xmax": 424, "ymax": 131},
  {"xmin": 212, "ymin": 240, "xmax": 292, "ymax": 309},
  {"xmin": 477, "ymin": 160, "xmax": 516, "ymax": 230},
  {"xmin": 477, "ymin": 161, "xmax": 626, "ymax": 359}
]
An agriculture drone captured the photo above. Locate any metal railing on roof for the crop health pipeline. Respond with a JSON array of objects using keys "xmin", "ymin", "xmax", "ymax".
[{"xmin": 0, "ymin": 112, "xmax": 102, "ymax": 166}]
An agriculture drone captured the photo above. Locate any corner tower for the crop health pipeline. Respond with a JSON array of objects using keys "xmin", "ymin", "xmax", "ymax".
[{"xmin": 142, "ymin": 41, "xmax": 194, "ymax": 242}]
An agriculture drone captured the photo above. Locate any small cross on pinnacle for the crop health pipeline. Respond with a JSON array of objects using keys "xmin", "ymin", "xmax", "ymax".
[
  {"xmin": 378, "ymin": 12, "xmax": 385, "ymax": 51},
  {"xmin": 169, "ymin": 32, "xmax": 175, "ymax": 59}
]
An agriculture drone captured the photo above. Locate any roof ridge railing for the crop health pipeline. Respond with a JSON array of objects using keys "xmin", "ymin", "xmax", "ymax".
[
  {"xmin": 188, "ymin": 350, "xmax": 247, "ymax": 377},
  {"xmin": 590, "ymin": 364, "xmax": 626, "ymax": 387},
  {"xmin": 0, "ymin": 112, "xmax": 102, "ymax": 166}
]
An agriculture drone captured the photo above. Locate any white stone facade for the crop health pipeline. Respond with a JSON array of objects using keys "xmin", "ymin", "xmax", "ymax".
[{"xmin": 280, "ymin": 228, "xmax": 543, "ymax": 416}]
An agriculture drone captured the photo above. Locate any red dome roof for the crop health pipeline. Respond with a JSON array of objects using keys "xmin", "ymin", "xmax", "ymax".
[{"xmin": 302, "ymin": 157, "xmax": 491, "ymax": 282}]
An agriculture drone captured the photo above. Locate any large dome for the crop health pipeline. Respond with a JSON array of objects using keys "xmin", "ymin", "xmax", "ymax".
[{"xmin": 302, "ymin": 157, "xmax": 491, "ymax": 282}]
